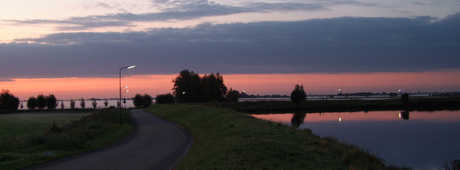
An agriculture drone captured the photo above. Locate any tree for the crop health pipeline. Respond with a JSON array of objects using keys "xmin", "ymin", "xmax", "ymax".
[
  {"xmin": 37, "ymin": 94, "xmax": 46, "ymax": 110},
  {"xmin": 290, "ymin": 84, "xmax": 307, "ymax": 106},
  {"xmin": 45, "ymin": 94, "xmax": 58, "ymax": 109},
  {"xmin": 226, "ymin": 88, "xmax": 239, "ymax": 102},
  {"xmin": 0, "ymin": 89, "xmax": 20, "ymax": 110},
  {"xmin": 133, "ymin": 94, "xmax": 153, "ymax": 108},
  {"xmin": 133, "ymin": 94, "xmax": 143, "ymax": 108},
  {"xmin": 80, "ymin": 98, "xmax": 85, "ymax": 109},
  {"xmin": 143, "ymin": 94, "xmax": 153, "ymax": 108},
  {"xmin": 202, "ymin": 73, "xmax": 227, "ymax": 102},
  {"xmin": 92, "ymin": 99, "xmax": 97, "ymax": 109},
  {"xmin": 172, "ymin": 69, "xmax": 203, "ymax": 103},
  {"xmin": 27, "ymin": 97, "xmax": 37, "ymax": 110},
  {"xmin": 60, "ymin": 100, "xmax": 65, "ymax": 109},
  {"xmin": 104, "ymin": 99, "xmax": 109, "ymax": 108},
  {"xmin": 70, "ymin": 99, "xmax": 76, "ymax": 109},
  {"xmin": 155, "ymin": 94, "xmax": 175, "ymax": 104}
]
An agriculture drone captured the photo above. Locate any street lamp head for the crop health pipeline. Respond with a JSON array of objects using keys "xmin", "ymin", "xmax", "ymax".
[{"xmin": 127, "ymin": 65, "xmax": 136, "ymax": 69}]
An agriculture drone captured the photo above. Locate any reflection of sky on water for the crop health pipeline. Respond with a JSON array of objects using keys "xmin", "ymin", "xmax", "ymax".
[{"xmin": 252, "ymin": 111, "xmax": 460, "ymax": 169}]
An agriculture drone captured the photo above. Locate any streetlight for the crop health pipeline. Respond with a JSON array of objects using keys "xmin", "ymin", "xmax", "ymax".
[{"xmin": 119, "ymin": 65, "xmax": 135, "ymax": 125}]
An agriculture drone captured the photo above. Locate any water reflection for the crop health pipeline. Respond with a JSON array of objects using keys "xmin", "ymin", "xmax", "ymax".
[
  {"xmin": 290, "ymin": 111, "xmax": 306, "ymax": 128},
  {"xmin": 251, "ymin": 110, "xmax": 460, "ymax": 169},
  {"xmin": 399, "ymin": 110, "xmax": 410, "ymax": 120}
]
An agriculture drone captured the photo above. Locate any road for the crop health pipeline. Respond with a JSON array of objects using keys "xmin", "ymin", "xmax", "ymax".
[{"xmin": 29, "ymin": 109, "xmax": 193, "ymax": 170}]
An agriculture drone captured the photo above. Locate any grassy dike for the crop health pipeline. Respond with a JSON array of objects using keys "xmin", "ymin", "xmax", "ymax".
[
  {"xmin": 147, "ymin": 104, "xmax": 400, "ymax": 169},
  {"xmin": 0, "ymin": 109, "xmax": 133, "ymax": 170}
]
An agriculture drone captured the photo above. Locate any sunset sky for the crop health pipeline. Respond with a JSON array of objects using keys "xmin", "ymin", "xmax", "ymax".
[{"xmin": 1, "ymin": 0, "xmax": 460, "ymax": 100}]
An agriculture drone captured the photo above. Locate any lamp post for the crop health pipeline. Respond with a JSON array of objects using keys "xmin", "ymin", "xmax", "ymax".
[{"xmin": 119, "ymin": 65, "xmax": 135, "ymax": 125}]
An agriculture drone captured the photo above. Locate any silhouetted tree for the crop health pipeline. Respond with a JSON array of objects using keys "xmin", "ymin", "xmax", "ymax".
[
  {"xmin": 155, "ymin": 93, "xmax": 175, "ymax": 104},
  {"xmin": 0, "ymin": 89, "xmax": 20, "ymax": 110},
  {"xmin": 290, "ymin": 84, "xmax": 306, "ymax": 107},
  {"xmin": 133, "ymin": 94, "xmax": 153, "ymax": 108},
  {"xmin": 60, "ymin": 100, "xmax": 65, "ymax": 109},
  {"xmin": 80, "ymin": 98, "xmax": 85, "ymax": 109},
  {"xmin": 226, "ymin": 88, "xmax": 239, "ymax": 102},
  {"xmin": 172, "ymin": 70, "xmax": 203, "ymax": 103},
  {"xmin": 27, "ymin": 97, "xmax": 37, "ymax": 110},
  {"xmin": 45, "ymin": 94, "xmax": 58, "ymax": 109},
  {"xmin": 70, "ymin": 99, "xmax": 76, "ymax": 109},
  {"xmin": 37, "ymin": 94, "xmax": 46, "ymax": 110},
  {"xmin": 92, "ymin": 99, "xmax": 97, "ymax": 109},
  {"xmin": 202, "ymin": 73, "xmax": 227, "ymax": 102},
  {"xmin": 143, "ymin": 94, "xmax": 153, "ymax": 108},
  {"xmin": 133, "ymin": 94, "xmax": 143, "ymax": 108},
  {"xmin": 104, "ymin": 99, "xmax": 109, "ymax": 108},
  {"xmin": 401, "ymin": 93, "xmax": 409, "ymax": 102}
]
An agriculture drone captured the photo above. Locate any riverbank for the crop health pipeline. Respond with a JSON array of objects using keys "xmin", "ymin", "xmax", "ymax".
[
  {"xmin": 206, "ymin": 96, "xmax": 460, "ymax": 113},
  {"xmin": 147, "ymin": 104, "xmax": 403, "ymax": 169}
]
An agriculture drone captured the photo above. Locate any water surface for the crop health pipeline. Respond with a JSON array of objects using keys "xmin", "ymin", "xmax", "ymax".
[{"xmin": 252, "ymin": 110, "xmax": 460, "ymax": 169}]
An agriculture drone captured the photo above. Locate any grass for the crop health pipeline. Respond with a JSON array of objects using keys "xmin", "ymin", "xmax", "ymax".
[
  {"xmin": 0, "ymin": 111, "xmax": 88, "ymax": 137},
  {"xmin": 147, "ymin": 104, "xmax": 400, "ymax": 169},
  {"xmin": 0, "ymin": 109, "xmax": 133, "ymax": 170}
]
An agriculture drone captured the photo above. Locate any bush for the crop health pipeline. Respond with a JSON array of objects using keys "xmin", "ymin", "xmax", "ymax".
[
  {"xmin": 80, "ymin": 98, "xmax": 85, "ymax": 109},
  {"xmin": 0, "ymin": 90, "xmax": 20, "ymax": 110},
  {"xmin": 27, "ymin": 97, "xmax": 37, "ymax": 110},
  {"xmin": 142, "ymin": 94, "xmax": 152, "ymax": 108},
  {"xmin": 226, "ymin": 88, "xmax": 239, "ymax": 102},
  {"xmin": 70, "ymin": 99, "xmax": 76, "ymax": 109},
  {"xmin": 155, "ymin": 94, "xmax": 175, "ymax": 104},
  {"xmin": 36, "ymin": 94, "xmax": 46, "ymax": 110},
  {"xmin": 133, "ymin": 94, "xmax": 153, "ymax": 108},
  {"xmin": 45, "ymin": 94, "xmax": 58, "ymax": 109}
]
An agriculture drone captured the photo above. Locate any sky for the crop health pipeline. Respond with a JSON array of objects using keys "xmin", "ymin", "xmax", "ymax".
[{"xmin": 1, "ymin": 0, "xmax": 460, "ymax": 99}]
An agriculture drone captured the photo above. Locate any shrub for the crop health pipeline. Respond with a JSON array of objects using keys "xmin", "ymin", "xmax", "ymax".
[
  {"xmin": 70, "ymin": 99, "xmax": 76, "ymax": 109},
  {"xmin": 155, "ymin": 94, "xmax": 175, "ymax": 104},
  {"xmin": 226, "ymin": 88, "xmax": 239, "ymax": 102},
  {"xmin": 0, "ymin": 90, "xmax": 20, "ymax": 110},
  {"xmin": 143, "ymin": 94, "xmax": 152, "ymax": 108},
  {"xmin": 92, "ymin": 99, "xmax": 97, "ymax": 109},
  {"xmin": 133, "ymin": 94, "xmax": 153, "ymax": 108},
  {"xmin": 45, "ymin": 94, "xmax": 58, "ymax": 109},
  {"xmin": 27, "ymin": 97, "xmax": 37, "ymax": 110},
  {"xmin": 37, "ymin": 94, "xmax": 46, "ymax": 110},
  {"xmin": 80, "ymin": 98, "xmax": 85, "ymax": 109}
]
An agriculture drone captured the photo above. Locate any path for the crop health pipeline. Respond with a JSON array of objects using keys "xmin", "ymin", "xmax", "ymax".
[{"xmin": 30, "ymin": 109, "xmax": 193, "ymax": 170}]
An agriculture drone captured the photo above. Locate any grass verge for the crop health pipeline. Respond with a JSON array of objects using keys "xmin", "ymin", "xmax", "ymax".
[
  {"xmin": 147, "ymin": 104, "xmax": 400, "ymax": 169},
  {"xmin": 0, "ymin": 109, "xmax": 133, "ymax": 170}
]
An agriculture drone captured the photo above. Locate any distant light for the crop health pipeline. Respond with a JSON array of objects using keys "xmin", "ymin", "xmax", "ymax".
[
  {"xmin": 182, "ymin": 92, "xmax": 185, "ymax": 94},
  {"xmin": 339, "ymin": 117, "xmax": 342, "ymax": 122},
  {"xmin": 399, "ymin": 112, "xmax": 401, "ymax": 118}
]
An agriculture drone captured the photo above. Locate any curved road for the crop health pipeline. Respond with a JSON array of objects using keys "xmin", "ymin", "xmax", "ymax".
[{"xmin": 30, "ymin": 109, "xmax": 193, "ymax": 170}]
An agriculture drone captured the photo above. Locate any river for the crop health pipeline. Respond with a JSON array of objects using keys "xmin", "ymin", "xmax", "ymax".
[{"xmin": 252, "ymin": 110, "xmax": 460, "ymax": 169}]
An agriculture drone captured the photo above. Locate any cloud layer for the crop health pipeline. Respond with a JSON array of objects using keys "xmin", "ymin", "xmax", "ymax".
[{"xmin": 1, "ymin": 13, "xmax": 460, "ymax": 78}]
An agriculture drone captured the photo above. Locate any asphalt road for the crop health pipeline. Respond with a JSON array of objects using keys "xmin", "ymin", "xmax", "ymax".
[{"xmin": 29, "ymin": 109, "xmax": 193, "ymax": 170}]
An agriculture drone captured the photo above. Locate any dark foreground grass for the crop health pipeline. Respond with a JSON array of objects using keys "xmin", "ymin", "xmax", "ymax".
[
  {"xmin": 147, "ymin": 104, "xmax": 401, "ymax": 169},
  {"xmin": 0, "ymin": 109, "xmax": 133, "ymax": 170}
]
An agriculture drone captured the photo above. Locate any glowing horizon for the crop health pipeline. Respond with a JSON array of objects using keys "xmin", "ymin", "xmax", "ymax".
[{"xmin": 2, "ymin": 70, "xmax": 460, "ymax": 100}]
